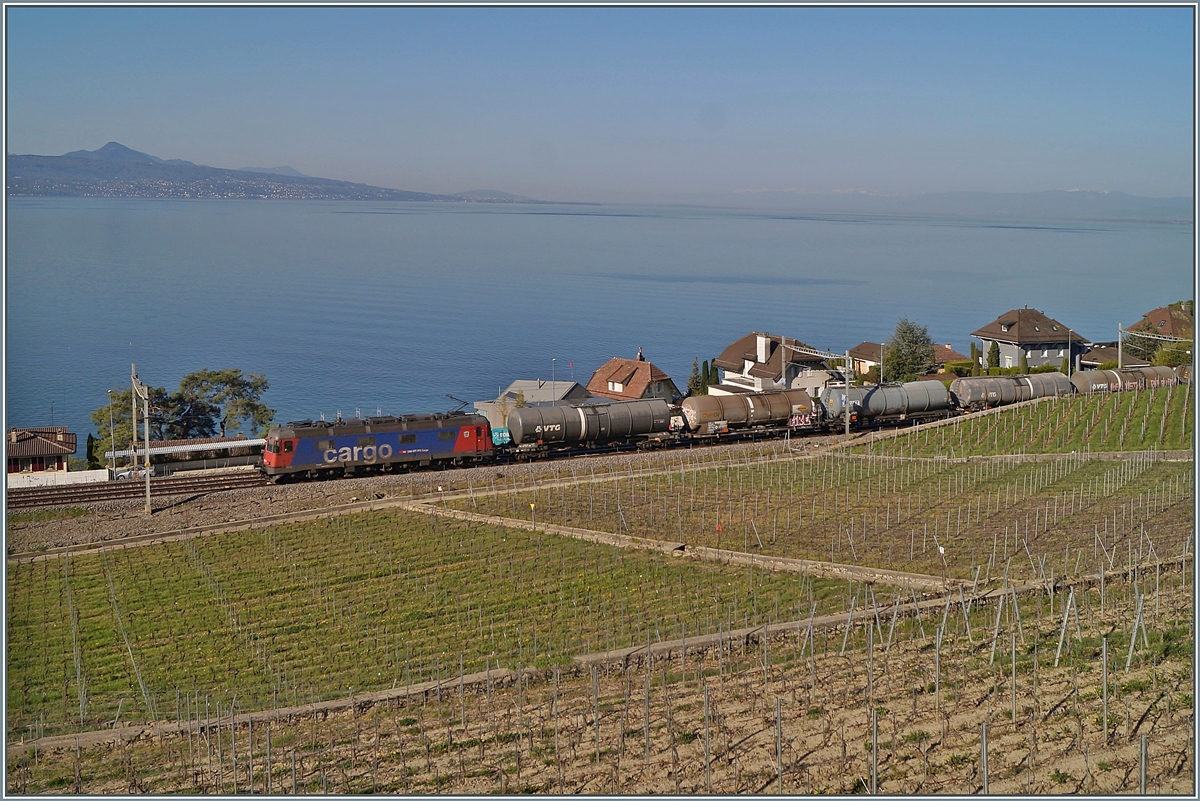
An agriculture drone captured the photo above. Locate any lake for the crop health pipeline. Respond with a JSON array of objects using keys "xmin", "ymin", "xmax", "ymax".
[{"xmin": 5, "ymin": 198, "xmax": 1192, "ymax": 441}]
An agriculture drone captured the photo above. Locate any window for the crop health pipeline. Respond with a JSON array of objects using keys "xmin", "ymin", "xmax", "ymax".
[
  {"xmin": 357, "ymin": 437, "xmax": 376, "ymax": 447},
  {"xmin": 1000, "ymin": 325, "xmax": 1008, "ymax": 332},
  {"xmin": 266, "ymin": 440, "xmax": 279, "ymax": 453},
  {"xmin": 317, "ymin": 439, "xmax": 334, "ymax": 452},
  {"xmin": 1042, "ymin": 350, "xmax": 1048, "ymax": 358},
  {"xmin": 1058, "ymin": 349, "xmax": 1065, "ymax": 357},
  {"xmin": 608, "ymin": 381, "xmax": 624, "ymax": 393},
  {"xmin": 283, "ymin": 441, "xmax": 294, "ymax": 453},
  {"xmin": 438, "ymin": 430, "xmax": 457, "ymax": 441},
  {"xmin": 656, "ymin": 382, "xmax": 663, "ymax": 392},
  {"xmin": 400, "ymin": 434, "xmax": 417, "ymax": 444},
  {"xmin": 1159, "ymin": 320, "xmax": 1166, "ymax": 328}
]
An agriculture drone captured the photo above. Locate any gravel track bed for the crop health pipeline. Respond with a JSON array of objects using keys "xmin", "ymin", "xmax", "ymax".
[{"xmin": 7, "ymin": 435, "xmax": 848, "ymax": 555}]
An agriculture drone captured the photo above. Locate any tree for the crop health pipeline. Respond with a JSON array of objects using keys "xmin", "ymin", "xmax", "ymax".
[
  {"xmin": 687, "ymin": 359, "xmax": 704, "ymax": 396},
  {"xmin": 85, "ymin": 433, "xmax": 101, "ymax": 469},
  {"xmin": 988, "ymin": 341, "xmax": 1001, "ymax": 370},
  {"xmin": 1151, "ymin": 342, "xmax": 1192, "ymax": 367},
  {"xmin": 708, "ymin": 359, "xmax": 720, "ymax": 388},
  {"xmin": 90, "ymin": 385, "xmax": 171, "ymax": 467},
  {"xmin": 882, "ymin": 318, "xmax": 935, "ymax": 383},
  {"xmin": 172, "ymin": 368, "xmax": 273, "ymax": 437},
  {"xmin": 1019, "ymin": 352, "xmax": 1029, "ymax": 374},
  {"xmin": 969, "ymin": 343, "xmax": 982, "ymax": 376},
  {"xmin": 90, "ymin": 368, "xmax": 274, "ymax": 460},
  {"xmin": 514, "ymin": 390, "xmax": 527, "ymax": 408}
]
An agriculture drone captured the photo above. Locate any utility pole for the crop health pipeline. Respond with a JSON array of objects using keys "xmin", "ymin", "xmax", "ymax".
[
  {"xmin": 106, "ymin": 390, "xmax": 116, "ymax": 474},
  {"xmin": 130, "ymin": 367, "xmax": 138, "ymax": 471},
  {"xmin": 1117, "ymin": 323, "xmax": 1122, "ymax": 369},
  {"xmin": 132, "ymin": 364, "xmax": 152, "ymax": 515},
  {"xmin": 844, "ymin": 350, "xmax": 852, "ymax": 439}
]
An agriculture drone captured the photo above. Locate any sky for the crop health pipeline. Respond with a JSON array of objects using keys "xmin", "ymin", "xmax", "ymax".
[{"xmin": 4, "ymin": 6, "xmax": 1195, "ymax": 202}]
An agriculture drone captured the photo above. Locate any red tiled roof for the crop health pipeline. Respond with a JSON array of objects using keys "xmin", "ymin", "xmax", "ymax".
[
  {"xmin": 972, "ymin": 308, "xmax": 1087, "ymax": 345},
  {"xmin": 6, "ymin": 427, "xmax": 77, "ymax": 458},
  {"xmin": 848, "ymin": 342, "xmax": 885, "ymax": 363},
  {"xmin": 586, "ymin": 357, "xmax": 676, "ymax": 401},
  {"xmin": 1130, "ymin": 305, "xmax": 1193, "ymax": 340},
  {"xmin": 933, "ymin": 344, "xmax": 968, "ymax": 364}
]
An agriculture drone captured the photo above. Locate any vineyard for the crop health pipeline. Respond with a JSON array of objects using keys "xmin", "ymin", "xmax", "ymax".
[
  {"xmin": 10, "ymin": 559, "xmax": 1192, "ymax": 794},
  {"xmin": 854, "ymin": 382, "xmax": 1192, "ymax": 458},
  {"xmin": 8, "ymin": 511, "xmax": 850, "ymax": 742},
  {"xmin": 456, "ymin": 449, "xmax": 1192, "ymax": 582},
  {"xmin": 6, "ymin": 385, "xmax": 1194, "ymax": 793}
]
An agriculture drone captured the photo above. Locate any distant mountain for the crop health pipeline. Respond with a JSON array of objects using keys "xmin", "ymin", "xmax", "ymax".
[
  {"xmin": 238, "ymin": 165, "xmax": 310, "ymax": 178},
  {"xmin": 7, "ymin": 143, "xmax": 459, "ymax": 201},
  {"xmin": 62, "ymin": 141, "xmax": 199, "ymax": 167}
]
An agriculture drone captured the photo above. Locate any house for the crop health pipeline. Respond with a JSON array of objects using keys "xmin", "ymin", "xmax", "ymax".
[
  {"xmin": 971, "ymin": 307, "xmax": 1089, "ymax": 370},
  {"xmin": 1080, "ymin": 343, "xmax": 1148, "ymax": 369},
  {"xmin": 933, "ymin": 344, "xmax": 968, "ymax": 372},
  {"xmin": 585, "ymin": 350, "xmax": 679, "ymax": 402},
  {"xmin": 6, "ymin": 427, "xmax": 76, "ymax": 473},
  {"xmin": 711, "ymin": 332, "xmax": 838, "ymax": 396},
  {"xmin": 848, "ymin": 342, "xmax": 884, "ymax": 376},
  {"xmin": 474, "ymin": 379, "xmax": 592, "ymax": 432},
  {"xmin": 1129, "ymin": 303, "xmax": 1193, "ymax": 340}
]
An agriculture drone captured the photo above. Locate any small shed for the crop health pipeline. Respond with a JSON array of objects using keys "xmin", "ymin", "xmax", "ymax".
[{"xmin": 474, "ymin": 380, "xmax": 592, "ymax": 432}]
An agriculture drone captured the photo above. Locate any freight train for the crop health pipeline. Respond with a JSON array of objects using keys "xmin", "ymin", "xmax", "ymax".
[{"xmin": 260, "ymin": 366, "xmax": 1186, "ymax": 479}]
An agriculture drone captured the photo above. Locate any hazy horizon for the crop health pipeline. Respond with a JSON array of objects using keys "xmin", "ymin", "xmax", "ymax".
[{"xmin": 6, "ymin": 7, "xmax": 1194, "ymax": 203}]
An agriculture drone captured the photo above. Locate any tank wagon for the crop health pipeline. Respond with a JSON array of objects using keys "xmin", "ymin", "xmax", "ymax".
[
  {"xmin": 950, "ymin": 372, "xmax": 1073, "ymax": 410},
  {"xmin": 1070, "ymin": 366, "xmax": 1178, "ymax": 394},
  {"xmin": 262, "ymin": 412, "xmax": 493, "ymax": 480},
  {"xmin": 819, "ymin": 381, "xmax": 952, "ymax": 424},
  {"xmin": 506, "ymin": 398, "xmax": 672, "ymax": 450},
  {"xmin": 681, "ymin": 388, "xmax": 816, "ymax": 434}
]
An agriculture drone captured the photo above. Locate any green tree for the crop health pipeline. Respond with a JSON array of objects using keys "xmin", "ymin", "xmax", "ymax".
[
  {"xmin": 708, "ymin": 359, "xmax": 720, "ymax": 388},
  {"xmin": 173, "ymin": 368, "xmax": 273, "ymax": 437},
  {"xmin": 988, "ymin": 341, "xmax": 1001, "ymax": 370},
  {"xmin": 90, "ymin": 385, "xmax": 171, "ymax": 467},
  {"xmin": 882, "ymin": 318, "xmax": 936, "ymax": 383},
  {"xmin": 1151, "ymin": 342, "xmax": 1193, "ymax": 367},
  {"xmin": 85, "ymin": 433, "xmax": 100, "ymax": 469},
  {"xmin": 1060, "ymin": 356, "xmax": 1070, "ymax": 374},
  {"xmin": 514, "ymin": 390, "xmax": 527, "ymax": 408},
  {"xmin": 1019, "ymin": 352, "xmax": 1029, "ymax": 374},
  {"xmin": 687, "ymin": 358, "xmax": 704, "ymax": 396},
  {"xmin": 969, "ymin": 343, "xmax": 982, "ymax": 376}
]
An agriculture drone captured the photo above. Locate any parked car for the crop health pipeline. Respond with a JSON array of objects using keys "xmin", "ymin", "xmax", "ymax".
[{"xmin": 113, "ymin": 466, "xmax": 155, "ymax": 480}]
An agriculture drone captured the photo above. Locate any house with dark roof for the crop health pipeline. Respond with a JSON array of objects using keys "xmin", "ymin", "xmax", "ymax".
[
  {"xmin": 1080, "ymin": 343, "xmax": 1148, "ymax": 369},
  {"xmin": 586, "ymin": 351, "xmax": 679, "ymax": 402},
  {"xmin": 932, "ymin": 344, "xmax": 968, "ymax": 371},
  {"xmin": 848, "ymin": 342, "xmax": 884, "ymax": 376},
  {"xmin": 711, "ymin": 332, "xmax": 836, "ymax": 395},
  {"xmin": 1130, "ymin": 303, "xmax": 1194, "ymax": 340},
  {"xmin": 971, "ymin": 307, "xmax": 1089, "ymax": 370},
  {"xmin": 6, "ymin": 427, "xmax": 76, "ymax": 473}
]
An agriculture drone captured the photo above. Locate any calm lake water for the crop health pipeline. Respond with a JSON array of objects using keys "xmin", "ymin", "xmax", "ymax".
[{"xmin": 6, "ymin": 198, "xmax": 1193, "ymax": 441}]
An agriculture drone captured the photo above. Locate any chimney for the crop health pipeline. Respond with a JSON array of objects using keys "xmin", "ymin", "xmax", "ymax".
[
  {"xmin": 8, "ymin": 431, "xmax": 15, "ymax": 443},
  {"xmin": 756, "ymin": 333, "xmax": 770, "ymax": 363}
]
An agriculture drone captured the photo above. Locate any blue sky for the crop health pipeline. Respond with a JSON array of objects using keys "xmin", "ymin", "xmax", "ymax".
[{"xmin": 6, "ymin": 6, "xmax": 1194, "ymax": 201}]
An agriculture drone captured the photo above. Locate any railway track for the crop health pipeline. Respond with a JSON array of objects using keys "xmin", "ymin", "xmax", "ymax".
[{"xmin": 7, "ymin": 472, "xmax": 269, "ymax": 511}]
